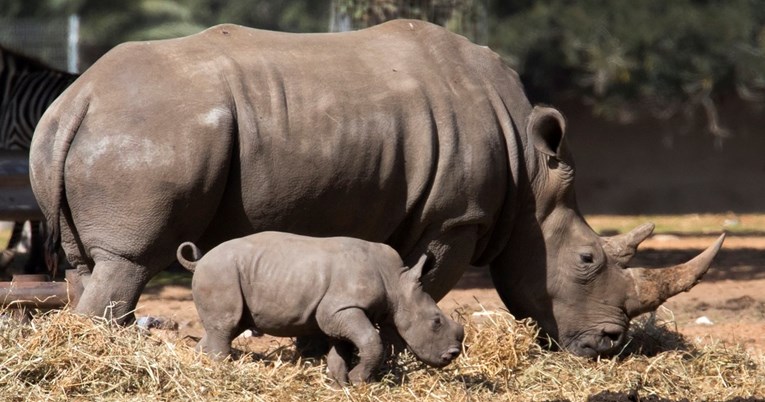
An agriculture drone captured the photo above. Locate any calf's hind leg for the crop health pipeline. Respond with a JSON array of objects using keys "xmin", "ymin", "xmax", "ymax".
[{"xmin": 191, "ymin": 263, "xmax": 245, "ymax": 360}]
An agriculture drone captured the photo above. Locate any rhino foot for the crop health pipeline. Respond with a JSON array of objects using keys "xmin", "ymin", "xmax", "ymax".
[{"xmin": 136, "ymin": 316, "xmax": 179, "ymax": 331}]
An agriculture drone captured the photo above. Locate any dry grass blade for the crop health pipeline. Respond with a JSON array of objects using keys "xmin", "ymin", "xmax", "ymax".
[{"xmin": 0, "ymin": 306, "xmax": 762, "ymax": 401}]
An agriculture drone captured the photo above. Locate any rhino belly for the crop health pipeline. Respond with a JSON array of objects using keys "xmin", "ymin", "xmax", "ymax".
[{"xmin": 239, "ymin": 271, "xmax": 326, "ymax": 337}]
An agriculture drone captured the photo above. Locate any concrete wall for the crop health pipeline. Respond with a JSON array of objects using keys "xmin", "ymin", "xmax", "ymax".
[{"xmin": 561, "ymin": 100, "xmax": 765, "ymax": 214}]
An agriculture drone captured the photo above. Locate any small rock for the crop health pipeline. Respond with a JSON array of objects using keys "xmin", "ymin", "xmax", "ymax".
[
  {"xmin": 652, "ymin": 234, "xmax": 680, "ymax": 242},
  {"xmin": 723, "ymin": 218, "xmax": 740, "ymax": 228},
  {"xmin": 695, "ymin": 316, "xmax": 714, "ymax": 325},
  {"xmin": 236, "ymin": 328, "xmax": 263, "ymax": 338},
  {"xmin": 136, "ymin": 316, "xmax": 179, "ymax": 331}
]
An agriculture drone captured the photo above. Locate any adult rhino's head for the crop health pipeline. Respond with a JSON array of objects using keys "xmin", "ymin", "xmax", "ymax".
[{"xmin": 490, "ymin": 106, "xmax": 725, "ymax": 357}]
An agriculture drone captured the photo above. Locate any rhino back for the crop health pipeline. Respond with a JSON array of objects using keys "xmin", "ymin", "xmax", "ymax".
[{"xmin": 200, "ymin": 21, "xmax": 524, "ymax": 261}]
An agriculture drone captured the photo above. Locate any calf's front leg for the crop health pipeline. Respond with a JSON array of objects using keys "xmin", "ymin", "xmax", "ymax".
[{"xmin": 319, "ymin": 308, "xmax": 383, "ymax": 385}]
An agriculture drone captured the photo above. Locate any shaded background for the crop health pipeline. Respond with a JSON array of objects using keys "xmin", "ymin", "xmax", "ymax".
[{"xmin": 2, "ymin": 0, "xmax": 764, "ymax": 214}]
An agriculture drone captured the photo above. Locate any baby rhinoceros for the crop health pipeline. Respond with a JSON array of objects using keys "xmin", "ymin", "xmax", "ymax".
[{"xmin": 176, "ymin": 231, "xmax": 464, "ymax": 385}]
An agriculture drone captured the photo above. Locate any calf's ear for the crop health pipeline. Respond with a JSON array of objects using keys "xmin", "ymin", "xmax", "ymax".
[
  {"xmin": 528, "ymin": 106, "xmax": 567, "ymax": 158},
  {"xmin": 406, "ymin": 254, "xmax": 428, "ymax": 282}
]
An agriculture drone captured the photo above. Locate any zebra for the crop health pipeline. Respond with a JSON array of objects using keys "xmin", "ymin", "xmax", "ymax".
[{"xmin": 0, "ymin": 45, "xmax": 78, "ymax": 276}]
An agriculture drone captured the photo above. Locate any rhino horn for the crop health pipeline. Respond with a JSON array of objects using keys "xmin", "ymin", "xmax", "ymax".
[
  {"xmin": 603, "ymin": 222, "xmax": 655, "ymax": 266},
  {"xmin": 625, "ymin": 233, "xmax": 726, "ymax": 317}
]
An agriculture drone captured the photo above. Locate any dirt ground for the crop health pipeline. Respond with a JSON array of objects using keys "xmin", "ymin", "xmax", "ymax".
[{"xmin": 134, "ymin": 232, "xmax": 765, "ymax": 355}]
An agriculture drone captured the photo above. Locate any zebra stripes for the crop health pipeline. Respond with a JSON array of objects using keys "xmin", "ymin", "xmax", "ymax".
[
  {"xmin": 0, "ymin": 46, "xmax": 78, "ymax": 275},
  {"xmin": 0, "ymin": 46, "xmax": 78, "ymax": 151}
]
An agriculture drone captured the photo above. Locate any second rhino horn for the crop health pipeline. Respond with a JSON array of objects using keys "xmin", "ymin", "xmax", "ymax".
[{"xmin": 602, "ymin": 222, "xmax": 655, "ymax": 267}]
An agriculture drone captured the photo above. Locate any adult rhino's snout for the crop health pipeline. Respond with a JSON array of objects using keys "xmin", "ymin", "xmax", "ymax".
[
  {"xmin": 596, "ymin": 326, "xmax": 626, "ymax": 354},
  {"xmin": 567, "ymin": 325, "xmax": 627, "ymax": 357}
]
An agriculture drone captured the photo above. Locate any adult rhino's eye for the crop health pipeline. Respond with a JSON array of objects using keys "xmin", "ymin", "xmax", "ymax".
[
  {"xmin": 432, "ymin": 316, "xmax": 443, "ymax": 330},
  {"xmin": 580, "ymin": 253, "xmax": 594, "ymax": 264}
]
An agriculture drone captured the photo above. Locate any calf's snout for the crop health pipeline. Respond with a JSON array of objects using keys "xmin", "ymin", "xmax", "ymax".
[{"xmin": 441, "ymin": 346, "xmax": 461, "ymax": 363}]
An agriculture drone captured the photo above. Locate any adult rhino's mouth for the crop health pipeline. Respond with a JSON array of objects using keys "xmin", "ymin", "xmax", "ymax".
[{"xmin": 564, "ymin": 326, "xmax": 627, "ymax": 357}]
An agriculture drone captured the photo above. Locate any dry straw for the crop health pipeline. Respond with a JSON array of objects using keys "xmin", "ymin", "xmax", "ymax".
[{"xmin": 0, "ymin": 305, "xmax": 762, "ymax": 401}]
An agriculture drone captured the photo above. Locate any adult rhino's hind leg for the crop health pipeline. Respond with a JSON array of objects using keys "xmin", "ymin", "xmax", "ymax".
[{"xmin": 74, "ymin": 250, "xmax": 153, "ymax": 324}]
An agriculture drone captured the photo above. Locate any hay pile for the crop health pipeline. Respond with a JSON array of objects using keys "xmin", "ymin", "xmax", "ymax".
[{"xmin": 0, "ymin": 307, "xmax": 763, "ymax": 401}]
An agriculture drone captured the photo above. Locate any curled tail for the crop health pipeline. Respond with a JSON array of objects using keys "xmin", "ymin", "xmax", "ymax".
[
  {"xmin": 29, "ymin": 95, "xmax": 89, "ymax": 277},
  {"xmin": 176, "ymin": 242, "xmax": 203, "ymax": 272}
]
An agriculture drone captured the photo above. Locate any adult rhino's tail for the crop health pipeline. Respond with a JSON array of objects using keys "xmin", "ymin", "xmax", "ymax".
[
  {"xmin": 29, "ymin": 94, "xmax": 89, "ymax": 277},
  {"xmin": 176, "ymin": 242, "xmax": 204, "ymax": 272}
]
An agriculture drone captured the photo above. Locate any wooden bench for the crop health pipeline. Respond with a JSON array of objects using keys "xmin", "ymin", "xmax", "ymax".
[{"xmin": 0, "ymin": 151, "xmax": 43, "ymax": 221}]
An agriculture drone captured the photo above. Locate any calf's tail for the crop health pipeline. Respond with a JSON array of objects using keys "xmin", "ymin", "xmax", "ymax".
[{"xmin": 176, "ymin": 242, "xmax": 203, "ymax": 272}]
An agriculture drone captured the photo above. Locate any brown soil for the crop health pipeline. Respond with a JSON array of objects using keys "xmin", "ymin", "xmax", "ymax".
[{"xmin": 135, "ymin": 234, "xmax": 765, "ymax": 355}]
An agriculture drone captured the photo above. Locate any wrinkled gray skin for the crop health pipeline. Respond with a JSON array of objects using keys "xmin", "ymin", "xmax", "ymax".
[
  {"xmin": 29, "ymin": 20, "xmax": 724, "ymax": 357},
  {"xmin": 177, "ymin": 232, "xmax": 464, "ymax": 385}
]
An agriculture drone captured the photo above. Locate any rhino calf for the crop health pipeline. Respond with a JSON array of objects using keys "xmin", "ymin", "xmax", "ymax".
[{"xmin": 176, "ymin": 231, "xmax": 464, "ymax": 385}]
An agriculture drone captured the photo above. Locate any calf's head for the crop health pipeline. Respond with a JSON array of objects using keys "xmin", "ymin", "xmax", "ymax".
[
  {"xmin": 490, "ymin": 106, "xmax": 725, "ymax": 357},
  {"xmin": 393, "ymin": 255, "xmax": 464, "ymax": 367}
]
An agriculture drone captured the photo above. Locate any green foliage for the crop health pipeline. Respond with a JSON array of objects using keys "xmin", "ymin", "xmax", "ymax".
[
  {"xmin": 332, "ymin": 0, "xmax": 487, "ymax": 43},
  {"xmin": 1, "ymin": 0, "xmax": 330, "ymax": 66},
  {"xmin": 0, "ymin": 0, "xmax": 62, "ymax": 18},
  {"xmin": 5, "ymin": 0, "xmax": 765, "ymax": 138},
  {"xmin": 491, "ymin": 0, "xmax": 765, "ymax": 134},
  {"xmin": 198, "ymin": 0, "xmax": 329, "ymax": 33}
]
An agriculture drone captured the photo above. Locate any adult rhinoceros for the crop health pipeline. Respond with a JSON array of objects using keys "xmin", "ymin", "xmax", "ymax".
[{"xmin": 29, "ymin": 20, "xmax": 724, "ymax": 356}]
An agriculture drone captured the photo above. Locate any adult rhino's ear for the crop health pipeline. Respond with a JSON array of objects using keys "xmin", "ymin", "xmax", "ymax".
[{"xmin": 528, "ymin": 106, "xmax": 567, "ymax": 158}]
